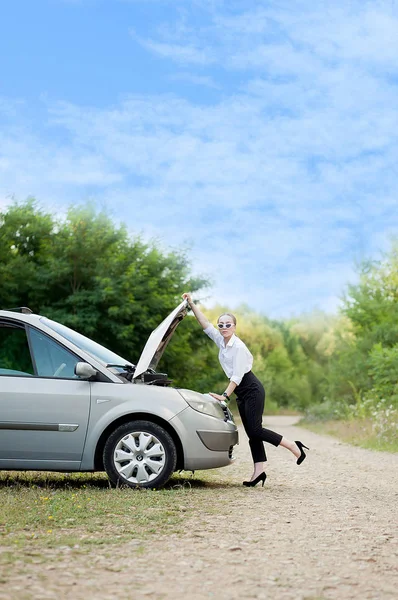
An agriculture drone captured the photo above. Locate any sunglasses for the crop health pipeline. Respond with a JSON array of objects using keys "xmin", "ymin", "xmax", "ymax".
[{"xmin": 217, "ymin": 322, "xmax": 234, "ymax": 329}]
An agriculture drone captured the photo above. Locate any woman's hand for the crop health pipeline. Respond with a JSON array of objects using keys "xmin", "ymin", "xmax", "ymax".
[
  {"xmin": 182, "ymin": 292, "xmax": 193, "ymax": 304},
  {"xmin": 209, "ymin": 392, "xmax": 225, "ymax": 402}
]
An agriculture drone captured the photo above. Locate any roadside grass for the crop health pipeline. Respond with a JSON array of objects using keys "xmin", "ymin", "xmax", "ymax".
[
  {"xmin": 300, "ymin": 417, "xmax": 398, "ymax": 453},
  {"xmin": 0, "ymin": 469, "xmax": 235, "ymax": 567}
]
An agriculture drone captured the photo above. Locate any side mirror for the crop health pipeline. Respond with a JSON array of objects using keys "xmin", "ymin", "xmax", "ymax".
[{"xmin": 75, "ymin": 362, "xmax": 97, "ymax": 379}]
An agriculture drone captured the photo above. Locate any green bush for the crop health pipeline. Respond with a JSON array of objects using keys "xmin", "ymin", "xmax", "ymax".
[{"xmin": 303, "ymin": 399, "xmax": 349, "ymax": 422}]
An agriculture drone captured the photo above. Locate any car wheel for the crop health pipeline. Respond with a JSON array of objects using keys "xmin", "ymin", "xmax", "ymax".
[{"xmin": 103, "ymin": 420, "xmax": 177, "ymax": 489}]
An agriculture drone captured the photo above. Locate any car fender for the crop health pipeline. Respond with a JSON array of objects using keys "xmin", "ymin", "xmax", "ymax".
[{"xmin": 80, "ymin": 383, "xmax": 188, "ymax": 470}]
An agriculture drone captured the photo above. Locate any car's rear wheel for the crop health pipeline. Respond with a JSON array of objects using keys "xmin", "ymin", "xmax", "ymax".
[{"xmin": 103, "ymin": 420, "xmax": 177, "ymax": 489}]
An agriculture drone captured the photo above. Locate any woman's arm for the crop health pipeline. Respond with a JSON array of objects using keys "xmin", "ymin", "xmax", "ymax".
[
  {"xmin": 182, "ymin": 292, "xmax": 231, "ymax": 402},
  {"xmin": 209, "ymin": 380, "xmax": 237, "ymax": 402},
  {"xmin": 209, "ymin": 346, "xmax": 248, "ymax": 401},
  {"xmin": 182, "ymin": 293, "xmax": 210, "ymax": 329},
  {"xmin": 224, "ymin": 380, "xmax": 237, "ymax": 398}
]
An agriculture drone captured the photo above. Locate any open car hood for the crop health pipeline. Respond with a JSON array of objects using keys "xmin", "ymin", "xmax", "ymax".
[{"xmin": 133, "ymin": 299, "xmax": 188, "ymax": 379}]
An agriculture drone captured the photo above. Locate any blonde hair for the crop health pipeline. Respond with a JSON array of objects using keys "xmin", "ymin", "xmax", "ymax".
[{"xmin": 217, "ymin": 313, "xmax": 237, "ymax": 325}]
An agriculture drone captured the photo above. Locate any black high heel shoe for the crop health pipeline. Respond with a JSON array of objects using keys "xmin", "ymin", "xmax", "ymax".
[
  {"xmin": 243, "ymin": 472, "xmax": 267, "ymax": 487},
  {"xmin": 295, "ymin": 441, "xmax": 309, "ymax": 465}
]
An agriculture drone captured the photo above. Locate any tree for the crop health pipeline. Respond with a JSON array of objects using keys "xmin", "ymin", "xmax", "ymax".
[
  {"xmin": 327, "ymin": 242, "xmax": 398, "ymax": 406},
  {"xmin": 0, "ymin": 199, "xmax": 209, "ymax": 385},
  {"xmin": 0, "ymin": 198, "xmax": 54, "ymax": 309}
]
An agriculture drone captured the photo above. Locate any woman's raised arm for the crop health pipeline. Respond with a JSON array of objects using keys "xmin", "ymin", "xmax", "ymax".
[{"xmin": 182, "ymin": 293, "xmax": 210, "ymax": 329}]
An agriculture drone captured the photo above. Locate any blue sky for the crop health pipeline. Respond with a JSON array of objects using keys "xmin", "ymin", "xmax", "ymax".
[{"xmin": 1, "ymin": 0, "xmax": 398, "ymax": 318}]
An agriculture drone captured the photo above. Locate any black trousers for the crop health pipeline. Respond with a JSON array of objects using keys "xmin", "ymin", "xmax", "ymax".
[{"xmin": 236, "ymin": 371, "xmax": 282, "ymax": 463}]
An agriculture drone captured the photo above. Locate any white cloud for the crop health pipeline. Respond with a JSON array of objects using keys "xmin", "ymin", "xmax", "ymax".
[
  {"xmin": 2, "ymin": 0, "xmax": 398, "ymax": 316},
  {"xmin": 131, "ymin": 31, "xmax": 214, "ymax": 65},
  {"xmin": 132, "ymin": 1, "xmax": 398, "ymax": 76},
  {"xmin": 2, "ymin": 78, "xmax": 398, "ymax": 316},
  {"xmin": 169, "ymin": 72, "xmax": 220, "ymax": 89}
]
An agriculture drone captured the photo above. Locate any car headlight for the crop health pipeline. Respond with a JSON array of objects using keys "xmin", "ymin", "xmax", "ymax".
[{"xmin": 177, "ymin": 389, "xmax": 226, "ymax": 420}]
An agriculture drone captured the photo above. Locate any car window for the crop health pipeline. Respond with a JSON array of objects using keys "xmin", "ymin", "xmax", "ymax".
[
  {"xmin": 40, "ymin": 317, "xmax": 131, "ymax": 368},
  {"xmin": 29, "ymin": 327, "xmax": 80, "ymax": 379},
  {"xmin": 0, "ymin": 323, "xmax": 34, "ymax": 376}
]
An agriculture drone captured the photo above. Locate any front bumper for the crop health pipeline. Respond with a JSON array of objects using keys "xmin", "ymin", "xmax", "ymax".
[
  {"xmin": 196, "ymin": 430, "xmax": 237, "ymax": 451},
  {"xmin": 169, "ymin": 407, "xmax": 239, "ymax": 471}
]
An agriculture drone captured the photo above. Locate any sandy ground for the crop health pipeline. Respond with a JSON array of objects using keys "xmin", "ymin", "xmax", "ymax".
[{"xmin": 1, "ymin": 416, "xmax": 398, "ymax": 600}]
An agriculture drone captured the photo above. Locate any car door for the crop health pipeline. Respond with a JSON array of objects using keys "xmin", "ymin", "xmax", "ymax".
[{"xmin": 0, "ymin": 319, "xmax": 91, "ymax": 470}]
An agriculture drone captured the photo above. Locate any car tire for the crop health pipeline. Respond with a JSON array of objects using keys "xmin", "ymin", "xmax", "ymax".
[{"xmin": 103, "ymin": 420, "xmax": 177, "ymax": 489}]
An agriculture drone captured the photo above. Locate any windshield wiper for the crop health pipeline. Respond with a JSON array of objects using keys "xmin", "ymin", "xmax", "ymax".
[
  {"xmin": 106, "ymin": 364, "xmax": 135, "ymax": 372},
  {"xmin": 106, "ymin": 364, "xmax": 136, "ymax": 381}
]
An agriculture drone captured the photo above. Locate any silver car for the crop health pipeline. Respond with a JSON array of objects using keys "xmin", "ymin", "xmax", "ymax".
[{"xmin": 0, "ymin": 300, "xmax": 238, "ymax": 488}]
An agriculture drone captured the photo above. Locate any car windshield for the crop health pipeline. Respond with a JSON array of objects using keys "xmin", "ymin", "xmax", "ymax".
[{"xmin": 40, "ymin": 317, "xmax": 133, "ymax": 370}]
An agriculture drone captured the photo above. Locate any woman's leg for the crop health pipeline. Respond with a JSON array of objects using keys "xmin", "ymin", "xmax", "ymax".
[
  {"xmin": 237, "ymin": 398, "xmax": 266, "ymax": 481},
  {"xmin": 243, "ymin": 387, "xmax": 283, "ymax": 447},
  {"xmin": 279, "ymin": 438, "xmax": 302, "ymax": 458},
  {"xmin": 238, "ymin": 386, "xmax": 303, "ymax": 479},
  {"xmin": 243, "ymin": 388, "xmax": 303, "ymax": 460}
]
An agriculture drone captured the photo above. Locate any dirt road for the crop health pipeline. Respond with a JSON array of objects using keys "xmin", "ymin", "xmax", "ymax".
[{"xmin": 3, "ymin": 416, "xmax": 398, "ymax": 599}]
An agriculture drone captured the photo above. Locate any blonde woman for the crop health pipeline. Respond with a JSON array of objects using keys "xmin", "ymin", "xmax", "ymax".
[{"xmin": 182, "ymin": 294, "xmax": 309, "ymax": 486}]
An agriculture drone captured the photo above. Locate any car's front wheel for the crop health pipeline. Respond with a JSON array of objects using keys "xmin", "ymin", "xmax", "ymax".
[{"xmin": 103, "ymin": 420, "xmax": 177, "ymax": 489}]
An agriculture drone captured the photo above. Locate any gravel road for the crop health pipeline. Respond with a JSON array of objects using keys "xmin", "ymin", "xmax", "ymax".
[{"xmin": 2, "ymin": 416, "xmax": 398, "ymax": 599}]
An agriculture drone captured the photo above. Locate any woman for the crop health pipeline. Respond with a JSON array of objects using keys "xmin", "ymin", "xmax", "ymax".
[{"xmin": 182, "ymin": 293, "xmax": 309, "ymax": 487}]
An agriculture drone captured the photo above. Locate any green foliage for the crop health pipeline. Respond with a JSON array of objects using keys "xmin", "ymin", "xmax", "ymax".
[
  {"xmin": 303, "ymin": 244, "xmax": 398, "ymax": 448},
  {"xmin": 343, "ymin": 248, "xmax": 398, "ymax": 346},
  {"xmin": 2, "ymin": 198, "xmax": 398, "ymax": 447},
  {"xmin": 0, "ymin": 199, "xmax": 339, "ymax": 403},
  {"xmin": 303, "ymin": 399, "xmax": 349, "ymax": 422},
  {"xmin": 323, "ymin": 243, "xmax": 398, "ymax": 407},
  {"xmin": 0, "ymin": 199, "xmax": 208, "ymax": 383},
  {"xmin": 367, "ymin": 343, "xmax": 398, "ymax": 403},
  {"xmin": 0, "ymin": 326, "xmax": 34, "ymax": 374}
]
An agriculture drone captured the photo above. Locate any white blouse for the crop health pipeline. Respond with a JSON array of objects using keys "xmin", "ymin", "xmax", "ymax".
[{"xmin": 203, "ymin": 324, "xmax": 253, "ymax": 386}]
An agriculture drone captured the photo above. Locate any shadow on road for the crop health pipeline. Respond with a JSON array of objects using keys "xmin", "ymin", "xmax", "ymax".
[{"xmin": 0, "ymin": 471, "xmax": 242, "ymax": 491}]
